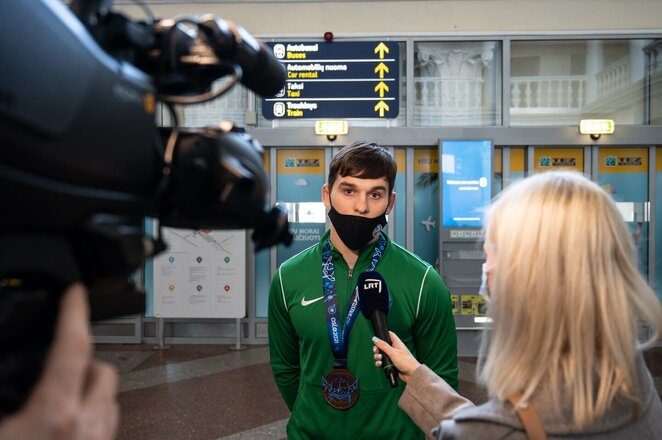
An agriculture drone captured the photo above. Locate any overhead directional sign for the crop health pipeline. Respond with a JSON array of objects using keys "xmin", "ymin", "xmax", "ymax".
[{"xmin": 262, "ymin": 41, "xmax": 400, "ymax": 119}]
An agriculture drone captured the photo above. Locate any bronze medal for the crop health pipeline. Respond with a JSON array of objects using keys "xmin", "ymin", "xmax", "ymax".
[{"xmin": 322, "ymin": 368, "xmax": 359, "ymax": 410}]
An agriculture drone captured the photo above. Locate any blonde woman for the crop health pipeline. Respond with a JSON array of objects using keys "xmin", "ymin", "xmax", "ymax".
[{"xmin": 373, "ymin": 171, "xmax": 662, "ymax": 439}]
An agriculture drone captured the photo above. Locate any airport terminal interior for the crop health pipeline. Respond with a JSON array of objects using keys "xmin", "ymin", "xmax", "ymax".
[{"xmin": 49, "ymin": 0, "xmax": 662, "ymax": 438}]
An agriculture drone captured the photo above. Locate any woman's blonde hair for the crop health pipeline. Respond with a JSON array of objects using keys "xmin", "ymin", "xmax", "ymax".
[{"xmin": 479, "ymin": 171, "xmax": 662, "ymax": 428}]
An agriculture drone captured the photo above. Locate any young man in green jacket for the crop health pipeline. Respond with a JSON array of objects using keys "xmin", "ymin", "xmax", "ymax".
[{"xmin": 268, "ymin": 141, "xmax": 458, "ymax": 439}]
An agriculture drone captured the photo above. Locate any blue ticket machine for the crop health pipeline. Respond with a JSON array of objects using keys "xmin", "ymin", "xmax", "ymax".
[{"xmin": 439, "ymin": 140, "xmax": 492, "ymax": 355}]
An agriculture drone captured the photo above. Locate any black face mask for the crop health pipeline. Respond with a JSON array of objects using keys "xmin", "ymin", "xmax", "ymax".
[{"xmin": 328, "ymin": 206, "xmax": 388, "ymax": 251}]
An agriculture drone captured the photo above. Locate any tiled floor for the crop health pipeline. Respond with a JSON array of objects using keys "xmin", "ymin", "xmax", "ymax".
[{"xmin": 95, "ymin": 344, "xmax": 662, "ymax": 440}]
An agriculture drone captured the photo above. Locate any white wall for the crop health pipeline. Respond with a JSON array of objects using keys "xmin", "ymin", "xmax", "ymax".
[{"xmin": 115, "ymin": 1, "xmax": 662, "ymax": 37}]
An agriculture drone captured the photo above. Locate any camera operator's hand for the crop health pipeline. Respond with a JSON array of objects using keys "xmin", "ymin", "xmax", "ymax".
[{"xmin": 0, "ymin": 283, "xmax": 119, "ymax": 440}]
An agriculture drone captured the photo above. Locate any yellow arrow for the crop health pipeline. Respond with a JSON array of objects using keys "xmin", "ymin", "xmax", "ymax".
[
  {"xmin": 374, "ymin": 42, "xmax": 389, "ymax": 59},
  {"xmin": 374, "ymin": 81, "xmax": 389, "ymax": 98},
  {"xmin": 374, "ymin": 100, "xmax": 390, "ymax": 117},
  {"xmin": 374, "ymin": 62, "xmax": 389, "ymax": 79}
]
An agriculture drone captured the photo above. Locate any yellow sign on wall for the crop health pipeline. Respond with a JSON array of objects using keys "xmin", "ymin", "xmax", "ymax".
[
  {"xmin": 414, "ymin": 149, "xmax": 438, "ymax": 173},
  {"xmin": 534, "ymin": 148, "xmax": 583, "ymax": 173},
  {"xmin": 460, "ymin": 295, "xmax": 487, "ymax": 316},
  {"xmin": 494, "ymin": 148, "xmax": 502, "ymax": 173},
  {"xmin": 451, "ymin": 295, "xmax": 458, "ymax": 315},
  {"xmin": 263, "ymin": 148, "xmax": 271, "ymax": 173},
  {"xmin": 658, "ymin": 147, "xmax": 662, "ymax": 172},
  {"xmin": 510, "ymin": 148, "xmax": 525, "ymax": 173},
  {"xmin": 277, "ymin": 149, "xmax": 325, "ymax": 175},
  {"xmin": 599, "ymin": 148, "xmax": 648, "ymax": 173},
  {"xmin": 396, "ymin": 148, "xmax": 406, "ymax": 173}
]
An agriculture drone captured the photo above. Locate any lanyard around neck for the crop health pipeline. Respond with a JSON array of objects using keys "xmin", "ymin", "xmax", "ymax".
[{"xmin": 321, "ymin": 233, "xmax": 386, "ymax": 368}]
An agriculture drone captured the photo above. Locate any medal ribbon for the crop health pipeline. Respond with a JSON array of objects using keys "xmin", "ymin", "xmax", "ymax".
[{"xmin": 321, "ymin": 233, "xmax": 386, "ymax": 369}]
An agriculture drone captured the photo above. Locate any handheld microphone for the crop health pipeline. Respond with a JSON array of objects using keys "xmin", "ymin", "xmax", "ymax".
[{"xmin": 357, "ymin": 271, "xmax": 399, "ymax": 388}]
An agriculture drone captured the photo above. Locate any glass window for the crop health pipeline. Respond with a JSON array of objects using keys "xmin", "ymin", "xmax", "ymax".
[
  {"xmin": 493, "ymin": 147, "xmax": 502, "ymax": 197},
  {"xmin": 647, "ymin": 40, "xmax": 662, "ymax": 125},
  {"xmin": 275, "ymin": 149, "xmax": 326, "ymax": 267},
  {"xmin": 258, "ymin": 149, "xmax": 327, "ymax": 317},
  {"xmin": 414, "ymin": 41, "xmax": 502, "ymax": 126},
  {"xmin": 597, "ymin": 147, "xmax": 649, "ymax": 280},
  {"xmin": 509, "ymin": 147, "xmax": 528, "ymax": 184},
  {"xmin": 413, "ymin": 148, "xmax": 439, "ymax": 268},
  {"xmin": 393, "ymin": 148, "xmax": 408, "ymax": 244},
  {"xmin": 510, "ymin": 39, "xmax": 653, "ymax": 126},
  {"xmin": 655, "ymin": 147, "xmax": 662, "ymax": 302},
  {"xmin": 497, "ymin": 147, "xmax": 528, "ymax": 191},
  {"xmin": 255, "ymin": 149, "xmax": 272, "ymax": 318},
  {"xmin": 180, "ymin": 78, "xmax": 248, "ymax": 127}
]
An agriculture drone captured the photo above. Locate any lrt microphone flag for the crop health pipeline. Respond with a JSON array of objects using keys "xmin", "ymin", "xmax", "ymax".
[{"xmin": 357, "ymin": 271, "xmax": 399, "ymax": 387}]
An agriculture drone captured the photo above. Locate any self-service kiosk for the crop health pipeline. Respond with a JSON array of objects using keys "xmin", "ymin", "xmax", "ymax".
[{"xmin": 438, "ymin": 140, "xmax": 492, "ymax": 356}]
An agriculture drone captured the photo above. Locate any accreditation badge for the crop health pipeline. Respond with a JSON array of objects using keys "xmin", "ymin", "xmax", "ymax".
[{"xmin": 322, "ymin": 368, "xmax": 359, "ymax": 410}]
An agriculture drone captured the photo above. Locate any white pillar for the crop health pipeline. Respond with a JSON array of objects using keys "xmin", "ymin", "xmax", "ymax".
[
  {"xmin": 629, "ymin": 40, "xmax": 648, "ymax": 82},
  {"xmin": 585, "ymin": 40, "xmax": 603, "ymax": 103}
]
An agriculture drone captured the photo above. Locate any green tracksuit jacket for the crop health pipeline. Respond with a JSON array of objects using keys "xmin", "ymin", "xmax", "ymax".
[{"xmin": 269, "ymin": 231, "xmax": 458, "ymax": 439}]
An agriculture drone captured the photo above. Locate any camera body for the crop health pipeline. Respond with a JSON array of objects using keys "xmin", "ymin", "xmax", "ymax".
[{"xmin": 0, "ymin": 0, "xmax": 290, "ymax": 417}]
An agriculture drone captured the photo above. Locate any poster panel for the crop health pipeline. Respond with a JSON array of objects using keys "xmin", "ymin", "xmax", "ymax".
[
  {"xmin": 393, "ymin": 148, "xmax": 407, "ymax": 243},
  {"xmin": 441, "ymin": 140, "xmax": 492, "ymax": 228},
  {"xmin": 598, "ymin": 147, "xmax": 649, "ymax": 279},
  {"xmin": 510, "ymin": 148, "xmax": 526, "ymax": 184},
  {"xmin": 413, "ymin": 149, "xmax": 439, "ymax": 267},
  {"xmin": 255, "ymin": 150, "xmax": 271, "ymax": 318},
  {"xmin": 152, "ymin": 227, "xmax": 247, "ymax": 318},
  {"xmin": 276, "ymin": 149, "xmax": 326, "ymax": 267}
]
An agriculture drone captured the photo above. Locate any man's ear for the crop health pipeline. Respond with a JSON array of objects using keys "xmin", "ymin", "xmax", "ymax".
[
  {"xmin": 385, "ymin": 191, "xmax": 396, "ymax": 215},
  {"xmin": 322, "ymin": 183, "xmax": 331, "ymax": 208}
]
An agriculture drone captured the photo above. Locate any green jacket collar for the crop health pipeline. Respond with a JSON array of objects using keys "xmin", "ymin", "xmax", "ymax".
[{"xmin": 320, "ymin": 229, "xmax": 390, "ymax": 269}]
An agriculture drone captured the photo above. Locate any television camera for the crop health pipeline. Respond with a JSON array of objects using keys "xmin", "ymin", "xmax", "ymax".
[{"xmin": 0, "ymin": 0, "xmax": 291, "ymax": 417}]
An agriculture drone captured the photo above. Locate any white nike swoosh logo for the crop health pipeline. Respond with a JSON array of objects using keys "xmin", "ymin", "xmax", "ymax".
[{"xmin": 301, "ymin": 295, "xmax": 324, "ymax": 307}]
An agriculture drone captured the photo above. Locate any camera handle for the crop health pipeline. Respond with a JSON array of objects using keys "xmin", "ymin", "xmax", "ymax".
[{"xmin": 0, "ymin": 233, "xmax": 149, "ymax": 418}]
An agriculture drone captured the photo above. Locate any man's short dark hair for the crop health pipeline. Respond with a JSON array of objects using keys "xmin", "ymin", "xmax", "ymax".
[{"xmin": 328, "ymin": 140, "xmax": 396, "ymax": 196}]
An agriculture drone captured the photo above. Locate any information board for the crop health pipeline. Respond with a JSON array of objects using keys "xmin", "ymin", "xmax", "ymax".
[
  {"xmin": 263, "ymin": 41, "xmax": 399, "ymax": 119},
  {"xmin": 152, "ymin": 227, "xmax": 246, "ymax": 318},
  {"xmin": 441, "ymin": 140, "xmax": 492, "ymax": 228}
]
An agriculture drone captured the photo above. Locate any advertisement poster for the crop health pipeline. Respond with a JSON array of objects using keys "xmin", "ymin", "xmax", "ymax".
[
  {"xmin": 510, "ymin": 148, "xmax": 526, "ymax": 183},
  {"xmin": 493, "ymin": 148, "xmax": 502, "ymax": 196},
  {"xmin": 276, "ymin": 149, "xmax": 326, "ymax": 266},
  {"xmin": 393, "ymin": 148, "xmax": 407, "ymax": 244},
  {"xmin": 460, "ymin": 295, "xmax": 487, "ymax": 316},
  {"xmin": 152, "ymin": 227, "xmax": 247, "ymax": 318},
  {"xmin": 413, "ymin": 149, "xmax": 439, "ymax": 267},
  {"xmin": 255, "ymin": 150, "xmax": 271, "ymax": 317},
  {"xmin": 598, "ymin": 147, "xmax": 649, "ymax": 279},
  {"xmin": 441, "ymin": 140, "xmax": 492, "ymax": 228},
  {"xmin": 451, "ymin": 294, "xmax": 458, "ymax": 315}
]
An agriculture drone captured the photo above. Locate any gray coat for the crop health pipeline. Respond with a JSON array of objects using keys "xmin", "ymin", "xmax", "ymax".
[{"xmin": 399, "ymin": 355, "xmax": 662, "ymax": 439}]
